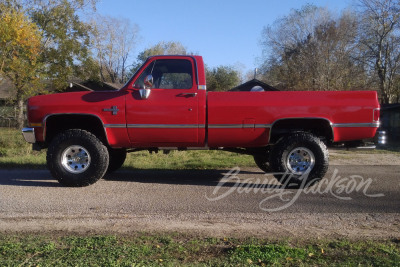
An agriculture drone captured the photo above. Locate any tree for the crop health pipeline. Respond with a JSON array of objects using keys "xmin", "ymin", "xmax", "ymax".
[
  {"xmin": 260, "ymin": 5, "xmax": 365, "ymax": 91},
  {"xmin": 92, "ymin": 15, "xmax": 139, "ymax": 84},
  {"xmin": 130, "ymin": 41, "xmax": 188, "ymax": 75},
  {"xmin": 24, "ymin": 0, "xmax": 98, "ymax": 90},
  {"xmin": 206, "ymin": 65, "xmax": 240, "ymax": 91},
  {"xmin": 0, "ymin": 6, "xmax": 42, "ymax": 128},
  {"xmin": 357, "ymin": 0, "xmax": 400, "ymax": 103}
]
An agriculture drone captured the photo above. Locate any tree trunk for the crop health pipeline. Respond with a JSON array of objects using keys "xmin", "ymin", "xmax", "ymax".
[{"xmin": 17, "ymin": 99, "xmax": 25, "ymax": 129}]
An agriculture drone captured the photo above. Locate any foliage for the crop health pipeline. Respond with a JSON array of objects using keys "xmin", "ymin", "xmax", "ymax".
[
  {"xmin": 0, "ymin": 0, "xmax": 99, "ymax": 128},
  {"xmin": 25, "ymin": 0, "xmax": 97, "ymax": 91},
  {"xmin": 92, "ymin": 15, "xmax": 139, "ymax": 83},
  {"xmin": 260, "ymin": 2, "xmax": 400, "ymax": 103},
  {"xmin": 0, "ymin": 5, "xmax": 42, "ymax": 128},
  {"xmin": 357, "ymin": 0, "xmax": 400, "ymax": 104},
  {"xmin": 206, "ymin": 65, "xmax": 241, "ymax": 91},
  {"xmin": 261, "ymin": 5, "xmax": 366, "ymax": 91}
]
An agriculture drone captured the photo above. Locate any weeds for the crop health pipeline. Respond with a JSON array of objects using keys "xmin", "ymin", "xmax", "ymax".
[{"xmin": 0, "ymin": 234, "xmax": 398, "ymax": 266}]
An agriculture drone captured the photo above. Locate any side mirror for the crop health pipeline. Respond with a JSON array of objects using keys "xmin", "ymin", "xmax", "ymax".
[
  {"xmin": 144, "ymin": 74, "xmax": 153, "ymax": 89},
  {"xmin": 139, "ymin": 74, "xmax": 153, "ymax": 100}
]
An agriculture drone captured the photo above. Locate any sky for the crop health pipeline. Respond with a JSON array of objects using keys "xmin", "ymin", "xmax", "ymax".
[{"xmin": 96, "ymin": 0, "xmax": 353, "ymax": 73}]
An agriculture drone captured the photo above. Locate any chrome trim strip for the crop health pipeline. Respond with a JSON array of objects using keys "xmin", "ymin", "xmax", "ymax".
[
  {"xmin": 113, "ymin": 123, "xmax": 270, "ymax": 129},
  {"xmin": 208, "ymin": 124, "xmax": 243, "ymax": 129},
  {"xmin": 332, "ymin": 122, "xmax": 380, "ymax": 128},
  {"xmin": 208, "ymin": 124, "xmax": 272, "ymax": 129},
  {"xmin": 127, "ymin": 124, "xmax": 206, "ymax": 128},
  {"xmin": 104, "ymin": 124, "xmax": 126, "ymax": 128},
  {"xmin": 255, "ymin": 124, "xmax": 272, "ymax": 128},
  {"xmin": 22, "ymin": 127, "xmax": 36, "ymax": 143}
]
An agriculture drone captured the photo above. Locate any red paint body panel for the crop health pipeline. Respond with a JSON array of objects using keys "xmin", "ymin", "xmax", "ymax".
[
  {"xmin": 124, "ymin": 56, "xmax": 207, "ymax": 147},
  {"xmin": 27, "ymin": 90, "xmax": 131, "ymax": 147},
  {"xmin": 25, "ymin": 55, "xmax": 379, "ymax": 149},
  {"xmin": 207, "ymin": 91, "xmax": 379, "ymax": 146}
]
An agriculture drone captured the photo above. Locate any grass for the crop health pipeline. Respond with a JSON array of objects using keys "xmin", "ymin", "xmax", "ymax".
[
  {"xmin": 0, "ymin": 234, "xmax": 399, "ymax": 266},
  {"xmin": 0, "ymin": 127, "xmax": 398, "ymax": 170}
]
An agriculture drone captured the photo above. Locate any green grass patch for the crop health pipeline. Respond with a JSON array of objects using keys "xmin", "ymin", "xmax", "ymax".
[
  {"xmin": 0, "ymin": 234, "xmax": 399, "ymax": 266},
  {"xmin": 124, "ymin": 150, "xmax": 254, "ymax": 170},
  {"xmin": 0, "ymin": 128, "xmax": 47, "ymax": 169}
]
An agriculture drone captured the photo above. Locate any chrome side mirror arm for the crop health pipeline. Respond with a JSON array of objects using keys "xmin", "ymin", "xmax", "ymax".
[
  {"xmin": 139, "ymin": 88, "xmax": 151, "ymax": 100},
  {"xmin": 139, "ymin": 74, "xmax": 153, "ymax": 100}
]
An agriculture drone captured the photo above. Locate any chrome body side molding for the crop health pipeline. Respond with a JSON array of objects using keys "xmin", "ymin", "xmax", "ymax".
[
  {"xmin": 126, "ymin": 124, "xmax": 206, "ymax": 129},
  {"xmin": 332, "ymin": 122, "xmax": 380, "ymax": 128}
]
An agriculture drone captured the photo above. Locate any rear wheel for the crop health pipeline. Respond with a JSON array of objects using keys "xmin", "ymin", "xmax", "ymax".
[
  {"xmin": 47, "ymin": 129, "xmax": 109, "ymax": 187},
  {"xmin": 269, "ymin": 132, "xmax": 329, "ymax": 188},
  {"xmin": 253, "ymin": 149, "xmax": 271, "ymax": 172}
]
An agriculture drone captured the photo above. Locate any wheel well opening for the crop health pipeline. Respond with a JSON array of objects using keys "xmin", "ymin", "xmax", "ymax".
[
  {"xmin": 45, "ymin": 115, "xmax": 107, "ymax": 145},
  {"xmin": 270, "ymin": 119, "xmax": 333, "ymax": 144}
]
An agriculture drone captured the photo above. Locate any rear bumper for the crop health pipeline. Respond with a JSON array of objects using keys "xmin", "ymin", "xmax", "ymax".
[{"xmin": 22, "ymin": 127, "xmax": 36, "ymax": 143}]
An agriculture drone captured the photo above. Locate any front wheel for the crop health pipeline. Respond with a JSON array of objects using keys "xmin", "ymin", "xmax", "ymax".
[
  {"xmin": 47, "ymin": 129, "xmax": 109, "ymax": 187},
  {"xmin": 269, "ymin": 132, "xmax": 329, "ymax": 188},
  {"xmin": 107, "ymin": 148, "xmax": 127, "ymax": 173}
]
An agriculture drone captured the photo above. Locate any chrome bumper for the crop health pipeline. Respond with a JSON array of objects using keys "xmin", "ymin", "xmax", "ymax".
[{"xmin": 22, "ymin": 127, "xmax": 36, "ymax": 143}]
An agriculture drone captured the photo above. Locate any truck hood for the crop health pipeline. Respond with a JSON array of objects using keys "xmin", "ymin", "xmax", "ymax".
[{"xmin": 27, "ymin": 90, "xmax": 128, "ymax": 124}]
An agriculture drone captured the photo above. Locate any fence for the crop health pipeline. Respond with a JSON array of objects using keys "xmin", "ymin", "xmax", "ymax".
[
  {"xmin": 0, "ymin": 117, "xmax": 18, "ymax": 128},
  {"xmin": 0, "ymin": 104, "xmax": 19, "ymax": 128}
]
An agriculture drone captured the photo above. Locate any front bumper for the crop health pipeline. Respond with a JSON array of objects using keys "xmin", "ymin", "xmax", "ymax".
[{"xmin": 22, "ymin": 127, "xmax": 36, "ymax": 143}]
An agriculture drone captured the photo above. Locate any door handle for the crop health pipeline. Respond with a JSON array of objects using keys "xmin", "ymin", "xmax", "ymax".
[{"xmin": 180, "ymin": 93, "xmax": 197, "ymax": 97}]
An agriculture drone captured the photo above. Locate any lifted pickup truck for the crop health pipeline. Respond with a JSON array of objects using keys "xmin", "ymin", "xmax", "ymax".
[{"xmin": 22, "ymin": 55, "xmax": 380, "ymax": 187}]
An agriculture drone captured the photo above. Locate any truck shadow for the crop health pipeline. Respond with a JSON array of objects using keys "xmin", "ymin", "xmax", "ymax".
[
  {"xmin": 105, "ymin": 169, "xmax": 284, "ymax": 188},
  {"xmin": 0, "ymin": 169, "xmax": 59, "ymax": 187},
  {"xmin": 0, "ymin": 168, "xmax": 284, "ymax": 188}
]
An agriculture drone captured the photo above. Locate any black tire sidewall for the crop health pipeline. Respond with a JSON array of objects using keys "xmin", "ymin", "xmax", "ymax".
[
  {"xmin": 47, "ymin": 130, "xmax": 109, "ymax": 187},
  {"xmin": 253, "ymin": 153, "xmax": 271, "ymax": 172},
  {"xmin": 107, "ymin": 148, "xmax": 127, "ymax": 173},
  {"xmin": 270, "ymin": 133, "xmax": 329, "ymax": 187}
]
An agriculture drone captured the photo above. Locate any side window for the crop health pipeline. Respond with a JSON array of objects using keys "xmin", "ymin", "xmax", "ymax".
[{"xmin": 134, "ymin": 59, "xmax": 193, "ymax": 89}]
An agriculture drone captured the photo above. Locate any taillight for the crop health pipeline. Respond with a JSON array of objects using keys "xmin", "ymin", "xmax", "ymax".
[{"xmin": 373, "ymin": 108, "xmax": 380, "ymax": 122}]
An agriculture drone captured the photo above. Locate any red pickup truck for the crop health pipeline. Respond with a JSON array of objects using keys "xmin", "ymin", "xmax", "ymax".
[{"xmin": 22, "ymin": 55, "xmax": 380, "ymax": 187}]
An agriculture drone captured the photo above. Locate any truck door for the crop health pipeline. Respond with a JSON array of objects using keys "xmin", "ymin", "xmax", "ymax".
[{"xmin": 126, "ymin": 57, "xmax": 200, "ymax": 147}]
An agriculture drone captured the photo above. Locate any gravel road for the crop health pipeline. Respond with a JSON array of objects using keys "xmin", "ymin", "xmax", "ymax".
[{"xmin": 0, "ymin": 153, "xmax": 399, "ymax": 239}]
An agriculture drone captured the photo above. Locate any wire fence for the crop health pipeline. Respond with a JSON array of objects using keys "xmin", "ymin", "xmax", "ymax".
[
  {"xmin": 0, "ymin": 104, "xmax": 19, "ymax": 128},
  {"xmin": 0, "ymin": 117, "xmax": 18, "ymax": 128}
]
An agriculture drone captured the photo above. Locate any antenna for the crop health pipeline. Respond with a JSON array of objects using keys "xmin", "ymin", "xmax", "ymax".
[{"xmin": 254, "ymin": 68, "xmax": 258, "ymax": 79}]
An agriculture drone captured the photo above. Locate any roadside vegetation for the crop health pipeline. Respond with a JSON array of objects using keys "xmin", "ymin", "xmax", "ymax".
[
  {"xmin": 0, "ymin": 234, "xmax": 399, "ymax": 266},
  {"xmin": 0, "ymin": 128, "xmax": 399, "ymax": 170}
]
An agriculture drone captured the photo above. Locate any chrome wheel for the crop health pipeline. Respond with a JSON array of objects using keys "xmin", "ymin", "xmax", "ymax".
[
  {"xmin": 286, "ymin": 147, "xmax": 315, "ymax": 175},
  {"xmin": 61, "ymin": 145, "xmax": 91, "ymax": 174}
]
